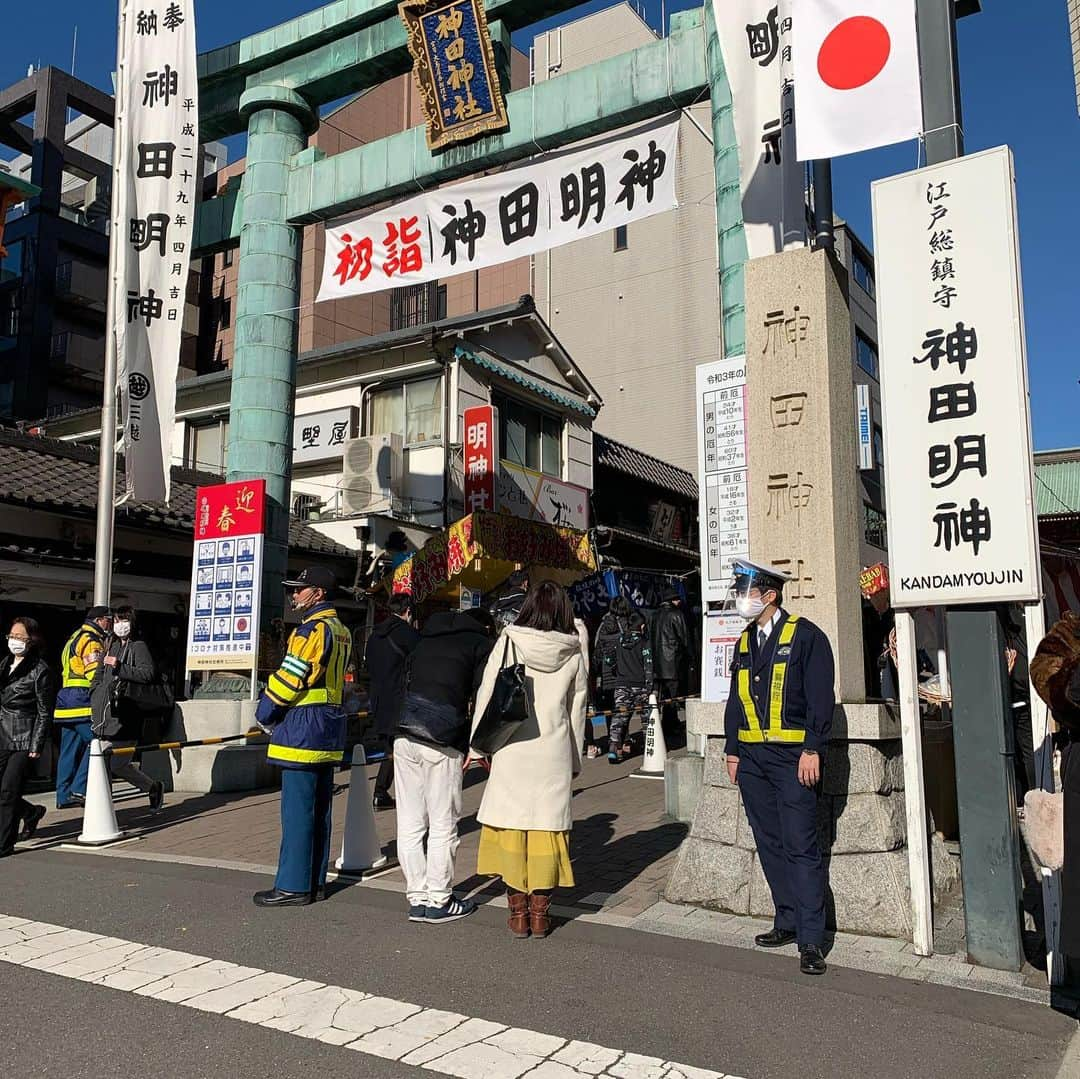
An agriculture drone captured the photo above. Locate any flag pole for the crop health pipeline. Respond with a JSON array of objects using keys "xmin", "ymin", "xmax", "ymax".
[{"xmin": 93, "ymin": 0, "xmax": 128, "ymax": 607}]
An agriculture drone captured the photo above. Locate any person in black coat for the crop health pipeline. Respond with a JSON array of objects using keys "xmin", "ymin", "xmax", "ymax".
[
  {"xmin": 594, "ymin": 597, "xmax": 653, "ymax": 763},
  {"xmin": 652, "ymin": 587, "xmax": 690, "ymax": 734},
  {"xmin": 0, "ymin": 616, "xmax": 56, "ymax": 856},
  {"xmin": 490, "ymin": 570, "xmax": 530, "ymax": 633},
  {"xmin": 365, "ymin": 593, "xmax": 420, "ymax": 810}
]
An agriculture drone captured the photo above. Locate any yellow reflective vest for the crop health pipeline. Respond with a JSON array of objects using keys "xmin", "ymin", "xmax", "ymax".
[{"xmin": 54, "ymin": 622, "xmax": 107, "ymax": 724}]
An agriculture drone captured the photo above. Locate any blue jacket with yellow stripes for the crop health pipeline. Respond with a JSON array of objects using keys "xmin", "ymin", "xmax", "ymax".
[
  {"xmin": 723, "ymin": 611, "xmax": 835, "ymax": 757},
  {"xmin": 256, "ymin": 602, "xmax": 353, "ymax": 770},
  {"xmin": 54, "ymin": 622, "xmax": 108, "ymax": 726}
]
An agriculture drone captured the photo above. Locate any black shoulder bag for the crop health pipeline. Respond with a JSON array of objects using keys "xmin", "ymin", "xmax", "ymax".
[{"xmin": 470, "ymin": 636, "xmax": 528, "ymax": 756}]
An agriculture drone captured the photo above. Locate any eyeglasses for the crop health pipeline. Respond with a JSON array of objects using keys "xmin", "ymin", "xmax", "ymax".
[{"xmin": 7, "ymin": 634, "xmax": 30, "ymax": 642}]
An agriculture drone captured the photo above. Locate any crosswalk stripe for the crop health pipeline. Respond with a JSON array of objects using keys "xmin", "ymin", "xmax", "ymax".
[{"xmin": 0, "ymin": 914, "xmax": 742, "ymax": 1079}]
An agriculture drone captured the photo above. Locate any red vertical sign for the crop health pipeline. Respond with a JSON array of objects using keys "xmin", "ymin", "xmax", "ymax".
[{"xmin": 463, "ymin": 405, "xmax": 498, "ymax": 514}]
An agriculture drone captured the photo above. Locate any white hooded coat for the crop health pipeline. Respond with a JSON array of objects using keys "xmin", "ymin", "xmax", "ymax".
[{"xmin": 471, "ymin": 624, "xmax": 589, "ymax": 832}]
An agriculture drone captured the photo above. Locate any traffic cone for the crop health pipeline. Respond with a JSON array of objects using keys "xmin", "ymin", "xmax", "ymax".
[
  {"xmin": 632, "ymin": 694, "xmax": 667, "ymax": 780},
  {"xmin": 334, "ymin": 746, "xmax": 392, "ymax": 876},
  {"xmin": 78, "ymin": 739, "xmax": 125, "ymax": 845}
]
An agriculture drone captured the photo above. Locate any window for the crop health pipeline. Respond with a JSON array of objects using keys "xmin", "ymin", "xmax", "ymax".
[
  {"xmin": 222, "ymin": 247, "xmax": 234, "ymax": 268},
  {"xmin": 864, "ymin": 503, "xmax": 888, "ymax": 550},
  {"xmin": 187, "ymin": 418, "xmax": 229, "ymax": 474},
  {"xmin": 852, "ymin": 251, "xmax": 875, "ymax": 297},
  {"xmin": 293, "ymin": 493, "xmax": 322, "ymax": 521},
  {"xmin": 51, "ymin": 332, "xmax": 69, "ymax": 359},
  {"xmin": 217, "ymin": 297, "xmax": 231, "ymax": 329},
  {"xmin": 1, "ymin": 238, "xmax": 23, "ymax": 282},
  {"xmin": 367, "ymin": 376, "xmax": 443, "ymax": 445},
  {"xmin": 872, "ymin": 424, "xmax": 884, "ymax": 479},
  {"xmin": 855, "ymin": 329, "xmax": 878, "ymax": 379},
  {"xmin": 496, "ymin": 396, "xmax": 562, "ymax": 476},
  {"xmin": 391, "ymin": 282, "xmax": 447, "ymax": 330},
  {"xmin": 614, "ymin": 225, "xmax": 628, "ymax": 252}
]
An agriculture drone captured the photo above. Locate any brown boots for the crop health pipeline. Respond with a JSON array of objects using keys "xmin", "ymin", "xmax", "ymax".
[
  {"xmin": 528, "ymin": 892, "xmax": 551, "ymax": 938},
  {"xmin": 507, "ymin": 891, "xmax": 552, "ymax": 938},
  {"xmin": 508, "ymin": 891, "xmax": 530, "ymax": 938}
]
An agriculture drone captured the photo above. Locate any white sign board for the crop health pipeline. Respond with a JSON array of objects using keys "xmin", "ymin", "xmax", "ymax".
[
  {"xmin": 697, "ymin": 356, "xmax": 749, "ymax": 603},
  {"xmin": 856, "ymin": 383, "xmax": 874, "ymax": 471},
  {"xmin": 115, "ymin": 0, "xmax": 198, "ymax": 502},
  {"xmin": 496, "ymin": 460, "xmax": 589, "ymax": 531},
  {"xmin": 187, "ymin": 536, "xmax": 264, "ymax": 669},
  {"xmin": 872, "ymin": 147, "xmax": 1039, "ymax": 607},
  {"xmin": 702, "ymin": 613, "xmax": 747, "ymax": 704},
  {"xmin": 293, "ymin": 406, "xmax": 358, "ymax": 464},
  {"xmin": 318, "ymin": 120, "xmax": 679, "ymax": 301}
]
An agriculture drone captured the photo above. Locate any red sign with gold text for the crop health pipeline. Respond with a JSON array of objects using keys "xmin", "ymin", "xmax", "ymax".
[
  {"xmin": 463, "ymin": 405, "xmax": 497, "ymax": 514},
  {"xmin": 859, "ymin": 562, "xmax": 890, "ymax": 599},
  {"xmin": 195, "ymin": 479, "xmax": 266, "ymax": 541}
]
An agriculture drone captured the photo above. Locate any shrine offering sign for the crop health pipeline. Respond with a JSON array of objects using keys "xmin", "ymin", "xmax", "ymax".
[
  {"xmin": 696, "ymin": 356, "xmax": 749, "ymax": 603},
  {"xmin": 463, "ymin": 404, "xmax": 497, "ymax": 513},
  {"xmin": 186, "ymin": 480, "xmax": 266, "ymax": 671},
  {"xmin": 872, "ymin": 147, "xmax": 1039, "ymax": 607},
  {"xmin": 399, "ymin": 0, "xmax": 508, "ymax": 150},
  {"xmin": 318, "ymin": 119, "xmax": 679, "ymax": 301}
]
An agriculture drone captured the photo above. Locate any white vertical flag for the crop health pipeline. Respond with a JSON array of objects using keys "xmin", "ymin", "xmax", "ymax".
[
  {"xmin": 711, "ymin": 0, "xmax": 807, "ymax": 260},
  {"xmin": 114, "ymin": 0, "xmax": 198, "ymax": 503},
  {"xmin": 794, "ymin": 0, "xmax": 922, "ymax": 161}
]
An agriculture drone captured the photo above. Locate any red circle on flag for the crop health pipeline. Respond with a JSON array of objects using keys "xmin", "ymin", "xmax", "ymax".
[{"xmin": 817, "ymin": 16, "xmax": 891, "ymax": 91}]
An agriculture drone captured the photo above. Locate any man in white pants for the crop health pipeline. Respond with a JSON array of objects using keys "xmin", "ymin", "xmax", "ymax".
[{"xmin": 392, "ymin": 610, "xmax": 492, "ymax": 923}]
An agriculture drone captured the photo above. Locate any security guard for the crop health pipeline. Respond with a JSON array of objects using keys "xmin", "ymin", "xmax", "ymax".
[
  {"xmin": 253, "ymin": 567, "xmax": 353, "ymax": 908},
  {"xmin": 54, "ymin": 605, "xmax": 112, "ymax": 809},
  {"xmin": 724, "ymin": 559, "xmax": 835, "ymax": 976}
]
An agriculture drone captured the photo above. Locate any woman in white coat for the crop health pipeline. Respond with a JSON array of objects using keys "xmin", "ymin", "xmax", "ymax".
[{"xmin": 471, "ymin": 581, "xmax": 589, "ymax": 938}]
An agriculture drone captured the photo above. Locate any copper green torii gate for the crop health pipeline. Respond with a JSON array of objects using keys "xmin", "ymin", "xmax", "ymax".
[{"xmin": 192, "ymin": 0, "xmax": 746, "ymax": 617}]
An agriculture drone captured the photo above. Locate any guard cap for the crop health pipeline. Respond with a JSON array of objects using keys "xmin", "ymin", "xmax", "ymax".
[
  {"xmin": 282, "ymin": 566, "xmax": 337, "ymax": 594},
  {"xmin": 731, "ymin": 559, "xmax": 792, "ymax": 596}
]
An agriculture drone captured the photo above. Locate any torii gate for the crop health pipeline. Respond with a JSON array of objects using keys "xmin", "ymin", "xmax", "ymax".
[{"xmin": 190, "ymin": 0, "xmax": 747, "ymax": 617}]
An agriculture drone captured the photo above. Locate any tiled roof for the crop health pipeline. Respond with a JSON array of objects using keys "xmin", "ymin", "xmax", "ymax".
[
  {"xmin": 455, "ymin": 346, "xmax": 597, "ymax": 417},
  {"xmin": 0, "ymin": 430, "xmax": 351, "ymax": 557},
  {"xmin": 593, "ymin": 433, "xmax": 698, "ymax": 501}
]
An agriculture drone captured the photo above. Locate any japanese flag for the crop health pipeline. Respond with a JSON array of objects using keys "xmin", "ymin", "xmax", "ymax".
[{"xmin": 794, "ymin": 0, "xmax": 922, "ymax": 161}]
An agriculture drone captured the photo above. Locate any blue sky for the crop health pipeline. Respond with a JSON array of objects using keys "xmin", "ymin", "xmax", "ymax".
[{"xmin": 5, "ymin": 1, "xmax": 1077, "ymax": 449}]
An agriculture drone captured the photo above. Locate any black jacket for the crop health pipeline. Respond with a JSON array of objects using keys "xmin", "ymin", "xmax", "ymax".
[
  {"xmin": 595, "ymin": 613, "xmax": 653, "ymax": 691},
  {"xmin": 364, "ymin": 616, "xmax": 420, "ymax": 738},
  {"xmin": 490, "ymin": 590, "xmax": 527, "ymax": 633},
  {"xmin": 724, "ymin": 611, "xmax": 836, "ymax": 755},
  {"xmin": 0, "ymin": 653, "xmax": 56, "ymax": 754},
  {"xmin": 652, "ymin": 602, "xmax": 690, "ymax": 682},
  {"xmin": 91, "ymin": 638, "xmax": 156, "ymax": 740},
  {"xmin": 407, "ymin": 612, "xmax": 493, "ymax": 718}
]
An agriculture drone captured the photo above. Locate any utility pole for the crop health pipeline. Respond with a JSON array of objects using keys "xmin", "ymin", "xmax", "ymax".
[{"xmin": 917, "ymin": 0, "xmax": 1023, "ymax": 972}]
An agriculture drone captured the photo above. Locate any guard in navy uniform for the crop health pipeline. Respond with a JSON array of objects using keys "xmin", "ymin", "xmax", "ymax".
[{"xmin": 724, "ymin": 559, "xmax": 835, "ymax": 976}]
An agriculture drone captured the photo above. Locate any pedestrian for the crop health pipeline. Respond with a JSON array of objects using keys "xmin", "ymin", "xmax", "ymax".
[
  {"xmin": 594, "ymin": 597, "xmax": 653, "ymax": 763},
  {"xmin": 724, "ymin": 559, "xmax": 834, "ymax": 976},
  {"xmin": 364, "ymin": 592, "xmax": 420, "ymax": 811},
  {"xmin": 54, "ymin": 605, "xmax": 112, "ymax": 809},
  {"xmin": 490, "ymin": 569, "xmax": 530, "ymax": 633},
  {"xmin": 91, "ymin": 606, "xmax": 166, "ymax": 811},
  {"xmin": 0, "ymin": 617, "xmax": 55, "ymax": 856},
  {"xmin": 471, "ymin": 580, "xmax": 589, "ymax": 939},
  {"xmin": 652, "ymin": 586, "xmax": 690, "ymax": 737},
  {"xmin": 253, "ymin": 567, "xmax": 353, "ymax": 908},
  {"xmin": 1004, "ymin": 615, "xmax": 1035, "ymax": 808},
  {"xmin": 394, "ymin": 608, "xmax": 493, "ymax": 923}
]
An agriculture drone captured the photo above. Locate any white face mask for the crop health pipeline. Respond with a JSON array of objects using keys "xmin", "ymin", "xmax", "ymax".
[
  {"xmin": 8, "ymin": 638, "xmax": 27, "ymax": 656},
  {"xmin": 735, "ymin": 593, "xmax": 766, "ymax": 620},
  {"xmin": 113, "ymin": 621, "xmax": 132, "ymax": 638}
]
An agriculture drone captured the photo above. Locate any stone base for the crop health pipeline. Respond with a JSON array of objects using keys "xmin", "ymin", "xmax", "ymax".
[
  {"xmin": 665, "ymin": 731, "xmax": 962, "ymax": 939},
  {"xmin": 139, "ymin": 699, "xmax": 280, "ymax": 795},
  {"xmin": 664, "ymin": 752, "xmax": 704, "ymax": 824}
]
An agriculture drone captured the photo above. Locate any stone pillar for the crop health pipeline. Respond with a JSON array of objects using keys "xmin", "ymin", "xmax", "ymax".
[
  {"xmin": 666, "ymin": 250, "xmax": 962, "ymax": 937},
  {"xmin": 227, "ymin": 86, "xmax": 317, "ymax": 624}
]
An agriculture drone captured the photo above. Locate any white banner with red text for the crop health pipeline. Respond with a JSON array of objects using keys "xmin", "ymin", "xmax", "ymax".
[{"xmin": 317, "ymin": 119, "xmax": 680, "ymax": 301}]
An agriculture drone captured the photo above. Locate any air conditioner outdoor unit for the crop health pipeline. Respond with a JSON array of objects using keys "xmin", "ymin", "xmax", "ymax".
[{"xmin": 341, "ymin": 433, "xmax": 403, "ymax": 515}]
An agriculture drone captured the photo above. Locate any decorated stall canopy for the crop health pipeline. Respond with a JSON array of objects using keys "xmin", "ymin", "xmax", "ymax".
[
  {"xmin": 389, "ymin": 511, "xmax": 596, "ymax": 604},
  {"xmin": 318, "ymin": 118, "xmax": 680, "ymax": 301}
]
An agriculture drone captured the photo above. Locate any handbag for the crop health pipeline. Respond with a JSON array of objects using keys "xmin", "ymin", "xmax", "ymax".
[
  {"xmin": 1021, "ymin": 790, "xmax": 1064, "ymax": 870},
  {"xmin": 470, "ymin": 636, "xmax": 529, "ymax": 756}
]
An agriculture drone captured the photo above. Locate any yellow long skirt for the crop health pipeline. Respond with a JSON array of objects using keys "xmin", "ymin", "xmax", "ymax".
[{"xmin": 477, "ymin": 826, "xmax": 575, "ymax": 893}]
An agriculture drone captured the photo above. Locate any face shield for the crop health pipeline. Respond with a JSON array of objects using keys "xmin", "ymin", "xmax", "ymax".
[{"xmin": 719, "ymin": 565, "xmax": 777, "ymax": 620}]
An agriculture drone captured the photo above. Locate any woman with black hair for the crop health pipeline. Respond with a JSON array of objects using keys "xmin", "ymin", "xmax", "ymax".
[{"xmin": 0, "ymin": 616, "xmax": 55, "ymax": 856}]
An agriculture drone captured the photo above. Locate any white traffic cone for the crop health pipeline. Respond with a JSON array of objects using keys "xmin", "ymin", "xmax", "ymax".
[
  {"xmin": 633, "ymin": 693, "xmax": 668, "ymax": 780},
  {"xmin": 78, "ymin": 739, "xmax": 125, "ymax": 845},
  {"xmin": 334, "ymin": 746, "xmax": 392, "ymax": 876}
]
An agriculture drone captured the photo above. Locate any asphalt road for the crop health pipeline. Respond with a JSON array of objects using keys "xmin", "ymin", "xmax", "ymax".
[{"xmin": 0, "ymin": 850, "xmax": 1076, "ymax": 1079}]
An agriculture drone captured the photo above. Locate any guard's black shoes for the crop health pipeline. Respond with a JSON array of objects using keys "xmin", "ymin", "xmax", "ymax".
[
  {"xmin": 754, "ymin": 928, "xmax": 798, "ymax": 948},
  {"xmin": 372, "ymin": 793, "xmax": 395, "ymax": 811},
  {"xmin": 312, "ymin": 886, "xmax": 327, "ymax": 902},
  {"xmin": 59, "ymin": 794, "xmax": 86, "ymax": 809},
  {"xmin": 800, "ymin": 946, "xmax": 827, "ymax": 975},
  {"xmin": 252, "ymin": 888, "xmax": 313, "ymax": 908},
  {"xmin": 19, "ymin": 804, "xmax": 46, "ymax": 841}
]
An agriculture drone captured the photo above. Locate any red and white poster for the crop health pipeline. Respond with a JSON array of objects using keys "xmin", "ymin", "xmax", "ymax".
[
  {"xmin": 186, "ymin": 479, "xmax": 266, "ymax": 672},
  {"xmin": 463, "ymin": 405, "xmax": 498, "ymax": 514},
  {"xmin": 794, "ymin": 0, "xmax": 922, "ymax": 161}
]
